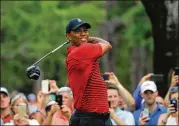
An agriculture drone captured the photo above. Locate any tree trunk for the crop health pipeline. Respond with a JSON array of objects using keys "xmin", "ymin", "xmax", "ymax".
[{"xmin": 141, "ymin": 0, "xmax": 178, "ymax": 97}]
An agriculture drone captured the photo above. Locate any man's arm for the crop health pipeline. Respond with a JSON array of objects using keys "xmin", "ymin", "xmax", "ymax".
[
  {"xmin": 88, "ymin": 37, "xmax": 112, "ymax": 55},
  {"xmin": 105, "ymin": 72, "xmax": 135, "ymax": 111},
  {"xmin": 164, "ymin": 72, "xmax": 178, "ymax": 105}
]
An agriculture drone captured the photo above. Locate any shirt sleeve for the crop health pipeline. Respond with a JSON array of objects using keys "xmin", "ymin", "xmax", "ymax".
[
  {"xmin": 133, "ymin": 84, "xmax": 143, "ymax": 110},
  {"xmin": 77, "ymin": 43, "xmax": 102, "ymax": 61}
]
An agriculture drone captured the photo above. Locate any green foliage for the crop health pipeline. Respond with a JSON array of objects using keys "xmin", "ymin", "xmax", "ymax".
[
  {"xmin": 1, "ymin": 1, "xmax": 153, "ymax": 93},
  {"xmin": 1, "ymin": 1, "xmax": 105, "ymax": 92}
]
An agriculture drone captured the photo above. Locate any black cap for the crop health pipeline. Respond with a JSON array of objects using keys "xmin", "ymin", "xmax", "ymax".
[{"xmin": 66, "ymin": 18, "xmax": 91, "ymax": 33}]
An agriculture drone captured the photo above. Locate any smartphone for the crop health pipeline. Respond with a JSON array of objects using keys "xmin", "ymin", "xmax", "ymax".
[
  {"xmin": 18, "ymin": 103, "xmax": 27, "ymax": 118},
  {"xmin": 174, "ymin": 67, "xmax": 179, "ymax": 75},
  {"xmin": 170, "ymin": 99, "xmax": 177, "ymax": 112},
  {"xmin": 41, "ymin": 80, "xmax": 50, "ymax": 93},
  {"xmin": 56, "ymin": 94, "xmax": 63, "ymax": 106},
  {"xmin": 150, "ymin": 74, "xmax": 164, "ymax": 82},
  {"xmin": 49, "ymin": 93, "xmax": 56, "ymax": 101},
  {"xmin": 102, "ymin": 74, "xmax": 109, "ymax": 80},
  {"xmin": 141, "ymin": 108, "xmax": 149, "ymax": 118}
]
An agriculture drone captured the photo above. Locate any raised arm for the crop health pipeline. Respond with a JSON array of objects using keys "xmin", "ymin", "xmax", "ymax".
[{"xmin": 105, "ymin": 72, "xmax": 135, "ymax": 112}]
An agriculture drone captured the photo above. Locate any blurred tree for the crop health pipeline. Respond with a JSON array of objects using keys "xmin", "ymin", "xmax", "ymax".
[{"xmin": 142, "ymin": 0, "xmax": 178, "ymax": 97}]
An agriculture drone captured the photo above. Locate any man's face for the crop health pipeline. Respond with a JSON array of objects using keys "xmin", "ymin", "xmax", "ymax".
[
  {"xmin": 0, "ymin": 93, "xmax": 10, "ymax": 109},
  {"xmin": 107, "ymin": 89, "xmax": 120, "ymax": 109},
  {"xmin": 61, "ymin": 92, "xmax": 73, "ymax": 108},
  {"xmin": 66, "ymin": 26, "xmax": 89, "ymax": 46},
  {"xmin": 141, "ymin": 90, "xmax": 157, "ymax": 105}
]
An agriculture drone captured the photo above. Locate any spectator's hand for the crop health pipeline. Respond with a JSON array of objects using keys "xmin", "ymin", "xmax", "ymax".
[
  {"xmin": 104, "ymin": 72, "xmax": 120, "ymax": 85},
  {"xmin": 49, "ymin": 80, "xmax": 59, "ymax": 94},
  {"xmin": 13, "ymin": 114, "xmax": 29, "ymax": 125},
  {"xmin": 166, "ymin": 104, "xmax": 176, "ymax": 116},
  {"xmin": 37, "ymin": 91, "xmax": 45, "ymax": 105},
  {"xmin": 49, "ymin": 104, "xmax": 60, "ymax": 116},
  {"xmin": 139, "ymin": 115, "xmax": 150, "ymax": 125},
  {"xmin": 61, "ymin": 105, "xmax": 72, "ymax": 120},
  {"xmin": 170, "ymin": 72, "xmax": 179, "ymax": 87},
  {"xmin": 139, "ymin": 73, "xmax": 153, "ymax": 85},
  {"xmin": 109, "ymin": 108, "xmax": 116, "ymax": 119}
]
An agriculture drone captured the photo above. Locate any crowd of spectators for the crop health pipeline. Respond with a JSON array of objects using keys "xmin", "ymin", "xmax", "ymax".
[{"xmin": 1, "ymin": 71, "xmax": 178, "ymax": 125}]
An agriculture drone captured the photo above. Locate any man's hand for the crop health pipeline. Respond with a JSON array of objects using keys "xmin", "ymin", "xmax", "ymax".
[
  {"xmin": 170, "ymin": 72, "xmax": 179, "ymax": 87},
  {"xmin": 109, "ymin": 108, "xmax": 116, "ymax": 119},
  {"xmin": 49, "ymin": 80, "xmax": 59, "ymax": 94},
  {"xmin": 139, "ymin": 73, "xmax": 153, "ymax": 85},
  {"xmin": 139, "ymin": 115, "xmax": 150, "ymax": 125},
  {"xmin": 13, "ymin": 114, "xmax": 29, "ymax": 126},
  {"xmin": 104, "ymin": 72, "xmax": 120, "ymax": 85},
  {"xmin": 49, "ymin": 104, "xmax": 60, "ymax": 116},
  {"xmin": 61, "ymin": 105, "xmax": 72, "ymax": 120},
  {"xmin": 87, "ymin": 37, "xmax": 99, "ymax": 44}
]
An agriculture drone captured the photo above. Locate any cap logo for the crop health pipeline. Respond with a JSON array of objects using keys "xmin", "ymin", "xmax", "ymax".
[{"xmin": 77, "ymin": 19, "xmax": 82, "ymax": 22}]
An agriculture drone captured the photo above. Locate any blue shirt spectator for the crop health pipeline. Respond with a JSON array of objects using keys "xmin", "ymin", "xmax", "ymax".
[
  {"xmin": 133, "ymin": 84, "xmax": 143, "ymax": 110},
  {"xmin": 133, "ymin": 103, "xmax": 167, "ymax": 125}
]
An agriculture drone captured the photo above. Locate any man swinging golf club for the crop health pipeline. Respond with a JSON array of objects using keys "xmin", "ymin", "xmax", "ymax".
[{"xmin": 65, "ymin": 18, "xmax": 112, "ymax": 126}]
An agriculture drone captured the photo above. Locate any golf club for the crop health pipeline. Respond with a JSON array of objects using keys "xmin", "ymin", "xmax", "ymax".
[{"xmin": 26, "ymin": 41, "xmax": 69, "ymax": 80}]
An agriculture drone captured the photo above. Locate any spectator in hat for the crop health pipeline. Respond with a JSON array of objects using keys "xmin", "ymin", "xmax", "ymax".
[
  {"xmin": 0, "ymin": 87, "xmax": 12, "ymax": 124},
  {"xmin": 133, "ymin": 81, "xmax": 167, "ymax": 125},
  {"xmin": 41, "ymin": 80, "xmax": 73, "ymax": 125}
]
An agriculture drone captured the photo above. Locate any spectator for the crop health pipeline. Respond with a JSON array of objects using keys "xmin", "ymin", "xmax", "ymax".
[
  {"xmin": 133, "ymin": 81, "xmax": 167, "ymax": 125},
  {"xmin": 42, "ymin": 101, "xmax": 61, "ymax": 125},
  {"xmin": 164, "ymin": 72, "xmax": 179, "ymax": 105},
  {"xmin": 41, "ymin": 80, "xmax": 73, "ymax": 125},
  {"xmin": 0, "ymin": 87, "xmax": 12, "ymax": 124},
  {"xmin": 5, "ymin": 93, "xmax": 39, "ymax": 125},
  {"xmin": 133, "ymin": 73, "xmax": 153, "ymax": 110},
  {"xmin": 51, "ymin": 86, "xmax": 73, "ymax": 125},
  {"xmin": 105, "ymin": 72, "xmax": 135, "ymax": 112},
  {"xmin": 107, "ymin": 84, "xmax": 135, "ymax": 125},
  {"xmin": 27, "ymin": 93, "xmax": 37, "ymax": 105},
  {"xmin": 158, "ymin": 86, "xmax": 179, "ymax": 125}
]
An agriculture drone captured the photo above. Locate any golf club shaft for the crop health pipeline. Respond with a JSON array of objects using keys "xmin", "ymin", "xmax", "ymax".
[{"xmin": 32, "ymin": 41, "xmax": 69, "ymax": 66}]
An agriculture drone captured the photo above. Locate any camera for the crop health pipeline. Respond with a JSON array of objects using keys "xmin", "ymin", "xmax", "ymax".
[{"xmin": 150, "ymin": 74, "xmax": 164, "ymax": 82}]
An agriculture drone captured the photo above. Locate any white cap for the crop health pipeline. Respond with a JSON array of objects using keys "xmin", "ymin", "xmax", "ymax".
[
  {"xmin": 45, "ymin": 101, "xmax": 57, "ymax": 110},
  {"xmin": 141, "ymin": 81, "xmax": 157, "ymax": 93},
  {"xmin": 0, "ymin": 87, "xmax": 9, "ymax": 96}
]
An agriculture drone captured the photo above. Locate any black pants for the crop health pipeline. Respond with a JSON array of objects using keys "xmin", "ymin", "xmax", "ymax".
[{"xmin": 69, "ymin": 110, "xmax": 113, "ymax": 126}]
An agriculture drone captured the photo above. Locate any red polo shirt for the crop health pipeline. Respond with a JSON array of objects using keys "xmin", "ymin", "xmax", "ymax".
[
  {"xmin": 66, "ymin": 43, "xmax": 108, "ymax": 113},
  {"xmin": 0, "ymin": 114, "xmax": 12, "ymax": 124}
]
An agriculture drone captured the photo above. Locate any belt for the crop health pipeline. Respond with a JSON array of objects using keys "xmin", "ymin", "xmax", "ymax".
[{"xmin": 74, "ymin": 110, "xmax": 110, "ymax": 120}]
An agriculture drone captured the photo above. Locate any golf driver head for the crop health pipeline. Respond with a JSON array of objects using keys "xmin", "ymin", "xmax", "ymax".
[{"xmin": 26, "ymin": 65, "xmax": 40, "ymax": 80}]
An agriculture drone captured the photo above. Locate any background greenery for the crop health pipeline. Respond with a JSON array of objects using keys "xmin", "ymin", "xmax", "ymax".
[{"xmin": 1, "ymin": 1, "xmax": 153, "ymax": 94}]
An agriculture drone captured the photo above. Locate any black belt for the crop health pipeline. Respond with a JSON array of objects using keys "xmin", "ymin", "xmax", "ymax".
[{"xmin": 74, "ymin": 110, "xmax": 110, "ymax": 120}]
